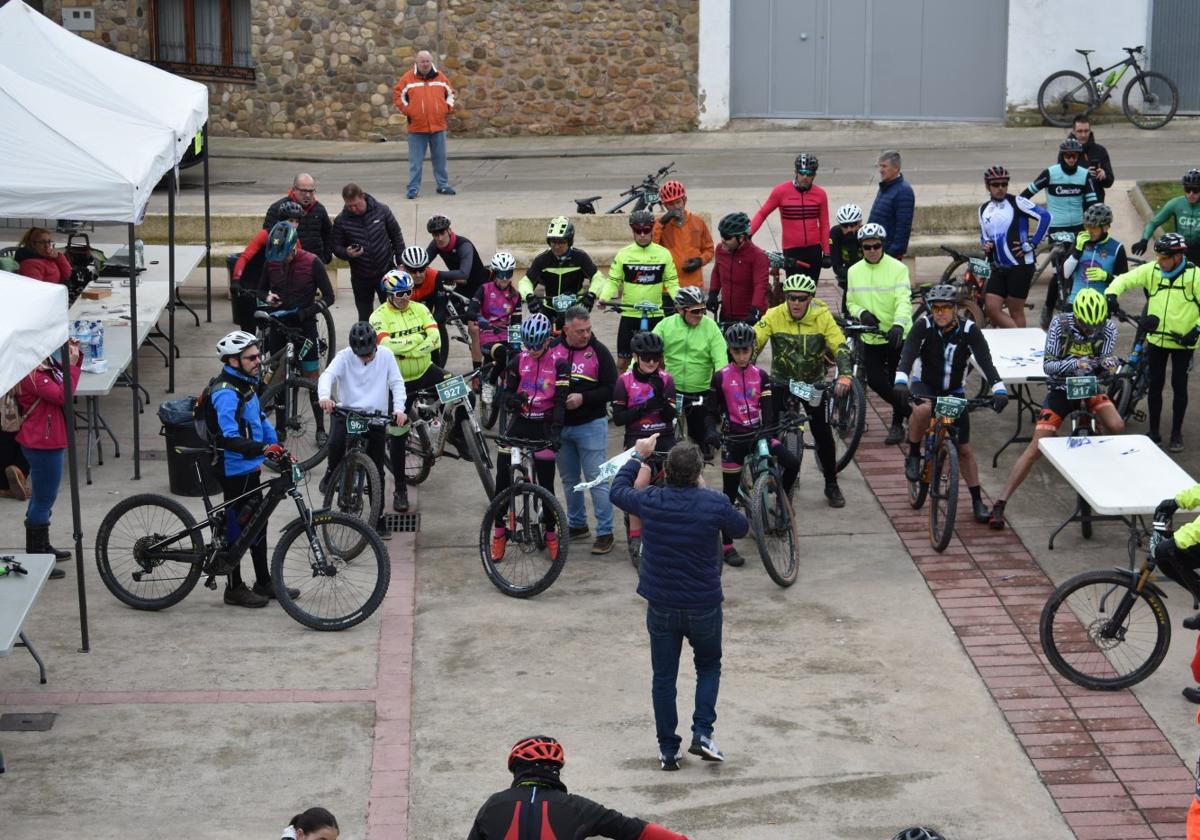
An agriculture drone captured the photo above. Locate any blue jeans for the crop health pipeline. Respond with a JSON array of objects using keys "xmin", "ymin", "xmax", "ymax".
[
  {"xmin": 21, "ymin": 446, "xmax": 64, "ymax": 526},
  {"xmin": 406, "ymin": 130, "xmax": 450, "ymax": 192},
  {"xmin": 556, "ymin": 417, "xmax": 612, "ymax": 536},
  {"xmin": 646, "ymin": 604, "xmax": 723, "ymax": 755}
]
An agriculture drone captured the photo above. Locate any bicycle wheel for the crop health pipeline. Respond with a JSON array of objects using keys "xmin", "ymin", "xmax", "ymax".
[
  {"xmin": 749, "ymin": 471, "xmax": 799, "ymax": 587},
  {"xmin": 95, "ymin": 493, "xmax": 204, "ymax": 610},
  {"xmin": 316, "ymin": 306, "xmax": 336, "ymax": 369},
  {"xmin": 939, "ymin": 255, "xmax": 969, "ymax": 286},
  {"xmin": 260, "ymin": 377, "xmax": 328, "ymax": 471},
  {"xmin": 908, "ymin": 454, "xmax": 928, "ymax": 510},
  {"xmin": 781, "ymin": 421, "xmax": 806, "ymax": 482},
  {"xmin": 461, "ymin": 413, "xmax": 496, "ymax": 498},
  {"xmin": 1039, "ymin": 569, "xmax": 1170, "ymax": 690},
  {"xmin": 1123, "ymin": 71, "xmax": 1179, "ymax": 130},
  {"xmin": 824, "ymin": 378, "xmax": 866, "ymax": 474},
  {"xmin": 1107, "ymin": 374, "xmax": 1134, "ymax": 420},
  {"xmin": 271, "ymin": 510, "xmax": 390, "ymax": 631},
  {"xmin": 1037, "ymin": 70, "xmax": 1097, "ymax": 127},
  {"xmin": 403, "ymin": 422, "xmax": 435, "ymax": 485},
  {"xmin": 322, "ymin": 451, "xmax": 384, "ymax": 556},
  {"xmin": 479, "ymin": 483, "xmax": 568, "ymax": 597},
  {"xmin": 929, "ymin": 441, "xmax": 959, "ymax": 552}
]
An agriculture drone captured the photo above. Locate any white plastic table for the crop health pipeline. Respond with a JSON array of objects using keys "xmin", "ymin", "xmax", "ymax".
[
  {"xmin": 0, "ymin": 553, "xmax": 54, "ymax": 684},
  {"xmin": 979, "ymin": 327, "xmax": 1047, "ymax": 467},
  {"xmin": 1038, "ymin": 434, "xmax": 1196, "ymax": 561}
]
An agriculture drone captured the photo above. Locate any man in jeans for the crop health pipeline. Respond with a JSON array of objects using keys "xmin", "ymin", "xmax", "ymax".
[
  {"xmin": 550, "ymin": 306, "xmax": 617, "ymax": 554},
  {"xmin": 392, "ymin": 50, "xmax": 456, "ymax": 199},
  {"xmin": 611, "ymin": 436, "xmax": 748, "ymax": 771}
]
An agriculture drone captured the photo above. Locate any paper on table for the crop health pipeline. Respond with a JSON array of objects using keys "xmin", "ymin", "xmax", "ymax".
[{"xmin": 573, "ymin": 445, "xmax": 638, "ymax": 492}]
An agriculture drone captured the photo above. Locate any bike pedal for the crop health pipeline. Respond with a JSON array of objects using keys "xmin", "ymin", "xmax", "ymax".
[
  {"xmin": 1133, "ymin": 410, "xmax": 1146, "ymax": 422},
  {"xmin": 204, "ymin": 575, "xmax": 218, "ymax": 591}
]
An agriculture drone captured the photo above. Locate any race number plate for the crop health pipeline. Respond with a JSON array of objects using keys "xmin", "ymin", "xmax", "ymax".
[
  {"xmin": 508, "ymin": 324, "xmax": 522, "ymax": 348},
  {"xmin": 967, "ymin": 258, "xmax": 992, "ymax": 280},
  {"xmin": 789, "ymin": 379, "xmax": 822, "ymax": 406},
  {"xmin": 290, "ymin": 463, "xmax": 304, "ymax": 483},
  {"xmin": 675, "ymin": 394, "xmax": 684, "ymax": 414},
  {"xmin": 552, "ymin": 294, "xmax": 575, "ymax": 312},
  {"xmin": 436, "ymin": 375, "xmax": 470, "ymax": 404},
  {"xmin": 1066, "ymin": 376, "xmax": 1099, "ymax": 400},
  {"xmin": 934, "ymin": 396, "xmax": 967, "ymax": 419},
  {"xmin": 346, "ymin": 416, "xmax": 369, "ymax": 435}
]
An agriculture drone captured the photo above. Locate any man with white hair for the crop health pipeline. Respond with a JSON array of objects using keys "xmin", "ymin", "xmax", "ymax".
[{"xmin": 392, "ymin": 50, "xmax": 457, "ymax": 199}]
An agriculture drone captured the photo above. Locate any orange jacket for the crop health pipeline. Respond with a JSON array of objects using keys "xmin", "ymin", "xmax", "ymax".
[
  {"xmin": 393, "ymin": 64, "xmax": 455, "ymax": 134},
  {"xmin": 653, "ymin": 210, "xmax": 714, "ymax": 288}
]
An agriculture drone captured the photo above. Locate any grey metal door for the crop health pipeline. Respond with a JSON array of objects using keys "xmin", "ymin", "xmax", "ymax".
[
  {"xmin": 1150, "ymin": 0, "xmax": 1200, "ymax": 113},
  {"xmin": 730, "ymin": 0, "xmax": 824, "ymax": 117}
]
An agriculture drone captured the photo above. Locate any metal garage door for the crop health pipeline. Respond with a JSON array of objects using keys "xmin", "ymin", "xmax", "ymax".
[
  {"xmin": 1150, "ymin": 0, "xmax": 1200, "ymax": 113},
  {"xmin": 730, "ymin": 0, "xmax": 1009, "ymax": 121}
]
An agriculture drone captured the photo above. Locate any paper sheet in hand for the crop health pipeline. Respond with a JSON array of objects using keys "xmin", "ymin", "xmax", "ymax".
[{"xmin": 573, "ymin": 445, "xmax": 637, "ymax": 492}]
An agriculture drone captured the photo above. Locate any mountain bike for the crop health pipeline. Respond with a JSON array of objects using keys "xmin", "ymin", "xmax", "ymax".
[
  {"xmin": 1107, "ymin": 306, "xmax": 1159, "ymax": 424},
  {"xmin": 322, "ymin": 406, "xmax": 391, "ymax": 550},
  {"xmin": 431, "ymin": 284, "xmax": 473, "ymax": 370},
  {"xmin": 94, "ymin": 449, "xmax": 389, "ymax": 631},
  {"xmin": 765, "ymin": 250, "xmax": 812, "ymax": 307},
  {"xmin": 1039, "ymin": 509, "xmax": 1186, "ymax": 690},
  {"xmin": 479, "ymin": 434, "xmax": 569, "ymax": 597},
  {"xmin": 573, "ymin": 161, "xmax": 677, "ymax": 215},
  {"xmin": 826, "ymin": 319, "xmax": 872, "ymax": 472},
  {"xmin": 254, "ymin": 308, "xmax": 330, "ymax": 472},
  {"xmin": 722, "ymin": 423, "xmax": 799, "ymax": 588},
  {"xmin": 403, "ymin": 369, "xmax": 495, "ymax": 498},
  {"xmin": 935, "ymin": 247, "xmax": 989, "ymax": 325},
  {"xmin": 474, "ymin": 315, "xmax": 522, "ymax": 431},
  {"xmin": 245, "ymin": 291, "xmax": 336, "ymax": 370},
  {"xmin": 906, "ymin": 396, "xmax": 993, "ymax": 552},
  {"xmin": 1037, "ymin": 45, "xmax": 1179, "ymax": 130}
]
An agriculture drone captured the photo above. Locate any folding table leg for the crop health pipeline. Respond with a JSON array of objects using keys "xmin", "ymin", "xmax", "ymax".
[{"xmin": 17, "ymin": 631, "xmax": 47, "ymax": 684}]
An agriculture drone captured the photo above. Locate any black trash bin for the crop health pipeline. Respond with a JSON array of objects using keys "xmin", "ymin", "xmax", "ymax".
[{"xmin": 158, "ymin": 399, "xmax": 220, "ymax": 497}]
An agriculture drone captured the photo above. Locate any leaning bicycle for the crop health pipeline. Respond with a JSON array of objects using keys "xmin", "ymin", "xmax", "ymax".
[
  {"xmin": 94, "ymin": 448, "xmax": 389, "ymax": 631},
  {"xmin": 1037, "ymin": 45, "xmax": 1178, "ymax": 130}
]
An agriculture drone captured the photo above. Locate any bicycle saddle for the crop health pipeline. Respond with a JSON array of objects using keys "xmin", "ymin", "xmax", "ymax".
[
  {"xmin": 1074, "ymin": 49, "xmax": 1094, "ymax": 56},
  {"xmin": 1123, "ymin": 45, "xmax": 1143, "ymax": 52}
]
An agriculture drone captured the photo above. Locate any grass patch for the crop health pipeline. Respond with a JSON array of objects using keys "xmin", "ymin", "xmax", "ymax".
[{"xmin": 1141, "ymin": 181, "xmax": 1184, "ymax": 212}]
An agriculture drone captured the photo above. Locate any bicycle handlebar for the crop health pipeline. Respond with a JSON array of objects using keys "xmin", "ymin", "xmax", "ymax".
[
  {"xmin": 485, "ymin": 433, "xmax": 557, "ymax": 450},
  {"xmin": 331, "ymin": 405, "xmax": 393, "ymax": 426},
  {"xmin": 906, "ymin": 395, "xmax": 994, "ymax": 410}
]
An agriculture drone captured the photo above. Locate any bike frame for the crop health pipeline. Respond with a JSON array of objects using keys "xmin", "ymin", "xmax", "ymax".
[{"xmin": 1077, "ymin": 50, "xmax": 1143, "ymax": 103}]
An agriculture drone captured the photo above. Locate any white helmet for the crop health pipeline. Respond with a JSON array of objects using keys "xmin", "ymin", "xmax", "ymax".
[
  {"xmin": 490, "ymin": 251, "xmax": 517, "ymax": 273},
  {"xmin": 216, "ymin": 330, "xmax": 258, "ymax": 359},
  {"xmin": 400, "ymin": 245, "xmax": 431, "ymax": 271},
  {"xmin": 857, "ymin": 222, "xmax": 887, "ymax": 242},
  {"xmin": 835, "ymin": 203, "xmax": 863, "ymax": 225}
]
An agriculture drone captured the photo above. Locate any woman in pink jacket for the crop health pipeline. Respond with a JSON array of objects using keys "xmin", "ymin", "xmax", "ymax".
[
  {"xmin": 16, "ymin": 340, "xmax": 82, "ymax": 578},
  {"xmin": 16, "ymin": 227, "xmax": 73, "ymax": 284}
]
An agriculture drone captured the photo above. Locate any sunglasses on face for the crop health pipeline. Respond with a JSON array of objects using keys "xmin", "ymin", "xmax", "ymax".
[
  {"xmin": 861, "ymin": 243, "xmax": 884, "ymax": 251},
  {"xmin": 796, "ymin": 169, "xmax": 815, "ymax": 176},
  {"xmin": 721, "ymin": 234, "xmax": 741, "ymax": 242},
  {"xmin": 637, "ymin": 354, "xmax": 663, "ymax": 363},
  {"xmin": 390, "ymin": 289, "xmax": 413, "ymax": 298},
  {"xmin": 988, "ymin": 181, "xmax": 1009, "ymax": 188},
  {"xmin": 931, "ymin": 303, "xmax": 956, "ymax": 313},
  {"xmin": 493, "ymin": 270, "xmax": 514, "ymax": 280},
  {"xmin": 547, "ymin": 238, "xmax": 568, "ymax": 245},
  {"xmin": 1187, "ymin": 188, "xmax": 1200, "ymax": 195},
  {"xmin": 683, "ymin": 306, "xmax": 706, "ymax": 316},
  {"xmin": 631, "ymin": 226, "xmax": 654, "ymax": 235},
  {"xmin": 786, "ymin": 293, "xmax": 812, "ymax": 303},
  {"xmin": 241, "ymin": 352, "xmax": 262, "ymax": 362}
]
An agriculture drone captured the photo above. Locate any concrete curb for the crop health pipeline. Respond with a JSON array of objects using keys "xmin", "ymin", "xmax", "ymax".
[{"xmin": 1129, "ymin": 181, "xmax": 1154, "ymax": 224}]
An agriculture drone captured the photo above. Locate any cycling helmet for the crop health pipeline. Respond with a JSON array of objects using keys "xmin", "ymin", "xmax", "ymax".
[
  {"xmin": 379, "ymin": 269, "xmax": 415, "ymax": 297},
  {"xmin": 925, "ymin": 284, "xmax": 959, "ymax": 305},
  {"xmin": 546, "ymin": 216, "xmax": 575, "ymax": 245},
  {"xmin": 216, "ymin": 330, "xmax": 259, "ymax": 359},
  {"xmin": 724, "ymin": 321, "xmax": 757, "ymax": 349},
  {"xmin": 983, "ymin": 164, "xmax": 1009, "ymax": 183},
  {"xmin": 348, "ymin": 321, "xmax": 378, "ymax": 356},
  {"xmin": 1183, "ymin": 169, "xmax": 1200, "ymax": 189},
  {"xmin": 401, "ymin": 245, "xmax": 431, "ymax": 271},
  {"xmin": 490, "ymin": 251, "xmax": 517, "ymax": 275},
  {"xmin": 658, "ymin": 180, "xmax": 686, "ymax": 203},
  {"xmin": 1073, "ymin": 287, "xmax": 1108, "ymax": 327},
  {"xmin": 857, "ymin": 222, "xmax": 887, "ymax": 242},
  {"xmin": 891, "ymin": 828, "xmax": 945, "ymax": 840},
  {"xmin": 508, "ymin": 735, "xmax": 564, "ymax": 772},
  {"xmin": 835, "ymin": 203, "xmax": 863, "ymax": 225},
  {"xmin": 629, "ymin": 209, "xmax": 656, "ymax": 228},
  {"xmin": 265, "ymin": 221, "xmax": 299, "ymax": 264},
  {"xmin": 674, "ymin": 286, "xmax": 706, "ymax": 308},
  {"xmin": 717, "ymin": 211, "xmax": 751, "ymax": 239},
  {"xmin": 794, "ymin": 152, "xmax": 819, "ymax": 173},
  {"xmin": 1082, "ymin": 203, "xmax": 1113, "ymax": 228},
  {"xmin": 1155, "ymin": 232, "xmax": 1188, "ymax": 255},
  {"xmin": 277, "ymin": 200, "xmax": 304, "ymax": 221},
  {"xmin": 1059, "ymin": 137, "xmax": 1084, "ymax": 154},
  {"xmin": 630, "ymin": 330, "xmax": 665, "ymax": 357},
  {"xmin": 781, "ymin": 273, "xmax": 818, "ymax": 295},
  {"xmin": 521, "ymin": 313, "xmax": 552, "ymax": 350},
  {"xmin": 426, "ymin": 214, "xmax": 452, "ymax": 234}
]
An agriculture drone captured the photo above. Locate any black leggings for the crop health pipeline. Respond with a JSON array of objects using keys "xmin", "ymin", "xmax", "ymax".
[
  {"xmin": 677, "ymin": 391, "xmax": 708, "ymax": 448},
  {"xmin": 1146, "ymin": 344, "xmax": 1192, "ymax": 435},
  {"xmin": 351, "ymin": 275, "xmax": 386, "ymax": 323},
  {"xmin": 862, "ymin": 342, "xmax": 905, "ymax": 426},
  {"xmin": 390, "ymin": 364, "xmax": 447, "ymax": 489},
  {"xmin": 323, "ymin": 423, "xmax": 387, "ymax": 485},
  {"xmin": 219, "ymin": 470, "xmax": 270, "ymax": 589},
  {"xmin": 493, "ymin": 416, "xmax": 558, "ymax": 528},
  {"xmin": 784, "ymin": 245, "xmax": 823, "ymax": 283},
  {"xmin": 770, "ymin": 390, "xmax": 837, "ymax": 483}
]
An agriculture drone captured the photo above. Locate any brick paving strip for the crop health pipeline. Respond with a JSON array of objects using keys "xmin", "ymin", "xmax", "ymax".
[{"xmin": 854, "ymin": 391, "xmax": 1193, "ymax": 839}]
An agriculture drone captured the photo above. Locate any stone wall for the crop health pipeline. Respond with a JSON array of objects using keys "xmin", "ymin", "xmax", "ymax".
[{"xmin": 43, "ymin": 0, "xmax": 700, "ymax": 140}]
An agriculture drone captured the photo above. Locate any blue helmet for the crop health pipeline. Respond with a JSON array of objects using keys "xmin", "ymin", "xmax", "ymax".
[
  {"xmin": 379, "ymin": 269, "xmax": 415, "ymax": 297},
  {"xmin": 521, "ymin": 313, "xmax": 552, "ymax": 349},
  {"xmin": 265, "ymin": 221, "xmax": 299, "ymax": 264}
]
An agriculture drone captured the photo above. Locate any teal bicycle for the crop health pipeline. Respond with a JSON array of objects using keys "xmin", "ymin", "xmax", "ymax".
[{"xmin": 1037, "ymin": 45, "xmax": 1178, "ymax": 130}]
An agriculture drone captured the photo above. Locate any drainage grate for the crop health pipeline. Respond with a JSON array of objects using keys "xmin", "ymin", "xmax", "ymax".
[
  {"xmin": 0, "ymin": 713, "xmax": 56, "ymax": 732},
  {"xmin": 380, "ymin": 512, "xmax": 421, "ymax": 533}
]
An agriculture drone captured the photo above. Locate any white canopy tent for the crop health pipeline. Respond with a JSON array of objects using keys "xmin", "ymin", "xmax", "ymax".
[{"xmin": 0, "ymin": 271, "xmax": 69, "ymax": 394}]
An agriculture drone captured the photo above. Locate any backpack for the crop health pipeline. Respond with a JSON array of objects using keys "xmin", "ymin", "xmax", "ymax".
[
  {"xmin": 157, "ymin": 375, "xmax": 249, "ymax": 449},
  {"xmin": 0, "ymin": 378, "xmax": 40, "ymax": 434}
]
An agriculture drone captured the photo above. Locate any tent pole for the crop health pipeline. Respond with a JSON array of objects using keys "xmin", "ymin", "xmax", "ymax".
[
  {"xmin": 62, "ymin": 337, "xmax": 89, "ymax": 653},
  {"xmin": 168, "ymin": 170, "xmax": 177, "ymax": 394},
  {"xmin": 128, "ymin": 223, "xmax": 141, "ymax": 480},
  {"xmin": 203, "ymin": 124, "xmax": 212, "ymax": 322}
]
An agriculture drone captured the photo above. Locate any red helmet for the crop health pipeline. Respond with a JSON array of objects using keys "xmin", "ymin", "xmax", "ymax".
[
  {"xmin": 508, "ymin": 735, "xmax": 564, "ymax": 771},
  {"xmin": 658, "ymin": 180, "xmax": 686, "ymax": 203}
]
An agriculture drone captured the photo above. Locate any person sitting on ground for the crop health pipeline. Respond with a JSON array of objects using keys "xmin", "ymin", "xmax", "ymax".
[
  {"xmin": 467, "ymin": 735, "xmax": 690, "ymax": 838},
  {"xmin": 652, "ymin": 180, "xmax": 714, "ymax": 289},
  {"xmin": 988, "ymin": 289, "xmax": 1124, "ymax": 530},
  {"xmin": 280, "ymin": 806, "xmax": 339, "ymax": 840},
  {"xmin": 466, "ymin": 251, "xmax": 522, "ymax": 376},
  {"xmin": 16, "ymin": 227, "xmax": 72, "ymax": 284}
]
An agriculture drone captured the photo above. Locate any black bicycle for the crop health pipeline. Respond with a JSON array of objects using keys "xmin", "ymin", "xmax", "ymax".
[
  {"xmin": 1037, "ymin": 45, "xmax": 1179, "ymax": 130},
  {"xmin": 826, "ymin": 320, "xmax": 871, "ymax": 472},
  {"xmin": 322, "ymin": 406, "xmax": 391, "ymax": 551},
  {"xmin": 94, "ymin": 449, "xmax": 389, "ymax": 631},
  {"xmin": 1106, "ymin": 306, "xmax": 1159, "ymax": 424},
  {"xmin": 721, "ymin": 423, "xmax": 800, "ymax": 588},
  {"xmin": 431, "ymin": 283, "xmax": 473, "ymax": 370},
  {"xmin": 254, "ymin": 306, "xmax": 330, "ymax": 471},
  {"xmin": 574, "ymin": 162, "xmax": 676, "ymax": 215}
]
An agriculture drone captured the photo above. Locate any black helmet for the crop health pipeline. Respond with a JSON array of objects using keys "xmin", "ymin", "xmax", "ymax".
[
  {"xmin": 426, "ymin": 214, "xmax": 451, "ymax": 234},
  {"xmin": 1155, "ymin": 232, "xmax": 1188, "ymax": 255},
  {"xmin": 724, "ymin": 321, "xmax": 756, "ymax": 349},
  {"xmin": 925, "ymin": 284, "xmax": 959, "ymax": 305},
  {"xmin": 1183, "ymin": 169, "xmax": 1200, "ymax": 189},
  {"xmin": 630, "ymin": 331, "xmax": 664, "ymax": 357},
  {"xmin": 983, "ymin": 165, "xmax": 1009, "ymax": 182},
  {"xmin": 629, "ymin": 209, "xmax": 655, "ymax": 228},
  {"xmin": 718, "ymin": 212, "xmax": 751, "ymax": 239},
  {"xmin": 891, "ymin": 829, "xmax": 945, "ymax": 840},
  {"xmin": 1059, "ymin": 137, "xmax": 1084, "ymax": 154},
  {"xmin": 794, "ymin": 152, "xmax": 819, "ymax": 173},
  {"xmin": 349, "ymin": 321, "xmax": 378, "ymax": 356},
  {"xmin": 278, "ymin": 200, "xmax": 304, "ymax": 221},
  {"xmin": 546, "ymin": 216, "xmax": 575, "ymax": 246}
]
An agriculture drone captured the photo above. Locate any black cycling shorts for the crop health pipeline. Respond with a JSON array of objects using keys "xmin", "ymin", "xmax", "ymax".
[
  {"xmin": 985, "ymin": 263, "xmax": 1035, "ymax": 300},
  {"xmin": 617, "ymin": 315, "xmax": 664, "ymax": 358},
  {"xmin": 911, "ymin": 381, "xmax": 970, "ymax": 445}
]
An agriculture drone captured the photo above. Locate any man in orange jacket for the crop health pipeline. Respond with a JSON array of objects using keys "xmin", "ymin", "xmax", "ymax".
[
  {"xmin": 392, "ymin": 50, "xmax": 457, "ymax": 200},
  {"xmin": 653, "ymin": 180, "xmax": 714, "ymax": 289}
]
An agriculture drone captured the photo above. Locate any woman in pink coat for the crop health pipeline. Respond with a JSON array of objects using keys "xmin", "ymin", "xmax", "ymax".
[{"xmin": 16, "ymin": 227, "xmax": 73, "ymax": 284}]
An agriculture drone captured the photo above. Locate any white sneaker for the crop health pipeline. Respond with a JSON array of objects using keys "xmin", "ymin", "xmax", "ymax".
[{"xmin": 689, "ymin": 735, "xmax": 724, "ymax": 762}]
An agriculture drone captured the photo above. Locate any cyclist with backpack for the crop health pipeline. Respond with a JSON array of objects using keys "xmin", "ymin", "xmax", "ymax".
[
  {"xmin": 707, "ymin": 211, "xmax": 770, "ymax": 327},
  {"xmin": 519, "ymin": 216, "xmax": 601, "ymax": 327},
  {"xmin": 262, "ymin": 221, "xmax": 336, "ymax": 382},
  {"xmin": 893, "ymin": 284, "xmax": 1009, "ymax": 524},
  {"xmin": 978, "ymin": 165, "xmax": 1051, "ymax": 329},
  {"xmin": 466, "ymin": 252, "xmax": 522, "ymax": 377},
  {"xmin": 316, "ymin": 321, "xmax": 407, "ymax": 505},
  {"xmin": 208, "ymin": 330, "xmax": 298, "ymax": 607},
  {"xmin": 654, "ymin": 286, "xmax": 727, "ymax": 456},
  {"xmin": 1134, "ymin": 169, "xmax": 1200, "ymax": 265}
]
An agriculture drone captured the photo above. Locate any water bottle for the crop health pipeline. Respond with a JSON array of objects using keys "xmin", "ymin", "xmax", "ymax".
[
  {"xmin": 134, "ymin": 239, "xmax": 145, "ymax": 270},
  {"xmin": 88, "ymin": 320, "xmax": 104, "ymax": 362},
  {"xmin": 72, "ymin": 320, "xmax": 92, "ymax": 365},
  {"xmin": 237, "ymin": 495, "xmax": 260, "ymax": 527},
  {"xmin": 1128, "ymin": 340, "xmax": 1141, "ymax": 367}
]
